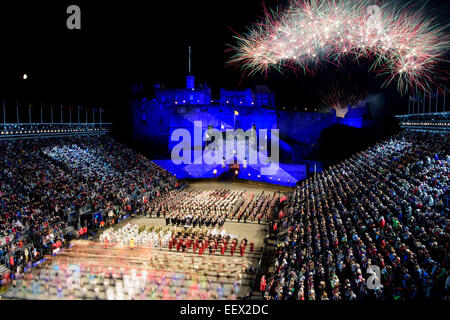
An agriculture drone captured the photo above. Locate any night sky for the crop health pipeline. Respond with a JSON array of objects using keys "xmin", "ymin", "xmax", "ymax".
[{"xmin": 0, "ymin": 0, "xmax": 448, "ymax": 123}]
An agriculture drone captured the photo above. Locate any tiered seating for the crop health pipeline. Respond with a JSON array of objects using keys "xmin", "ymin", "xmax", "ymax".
[
  {"xmin": 266, "ymin": 131, "xmax": 449, "ymax": 300},
  {"xmin": 3, "ymin": 240, "xmax": 253, "ymax": 300},
  {"xmin": 0, "ymin": 135, "xmax": 177, "ymax": 275}
]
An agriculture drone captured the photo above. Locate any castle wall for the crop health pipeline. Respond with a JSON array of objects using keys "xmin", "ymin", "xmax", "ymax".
[{"xmin": 130, "ymin": 99, "xmax": 370, "ymax": 161}]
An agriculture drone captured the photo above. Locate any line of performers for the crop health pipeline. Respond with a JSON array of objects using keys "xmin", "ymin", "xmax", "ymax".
[
  {"xmin": 164, "ymin": 212, "xmax": 226, "ymax": 228},
  {"xmin": 168, "ymin": 235, "xmax": 255, "ymax": 257}
]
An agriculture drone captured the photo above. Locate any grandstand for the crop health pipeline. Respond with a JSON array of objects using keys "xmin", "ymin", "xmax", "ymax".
[
  {"xmin": 265, "ymin": 130, "xmax": 448, "ymax": 300},
  {"xmin": 396, "ymin": 112, "xmax": 450, "ymax": 133}
]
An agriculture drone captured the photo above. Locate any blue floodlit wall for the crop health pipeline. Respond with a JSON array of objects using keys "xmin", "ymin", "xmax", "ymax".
[
  {"xmin": 167, "ymin": 105, "xmax": 278, "ymax": 152},
  {"xmin": 278, "ymin": 111, "xmax": 337, "ymax": 142},
  {"xmin": 336, "ymin": 105, "xmax": 369, "ymax": 128}
]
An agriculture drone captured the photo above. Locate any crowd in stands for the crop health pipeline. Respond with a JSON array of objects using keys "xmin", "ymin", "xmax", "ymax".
[
  {"xmin": 4, "ymin": 240, "xmax": 251, "ymax": 300},
  {"xmin": 266, "ymin": 131, "xmax": 449, "ymax": 300},
  {"xmin": 0, "ymin": 135, "xmax": 177, "ymax": 281}
]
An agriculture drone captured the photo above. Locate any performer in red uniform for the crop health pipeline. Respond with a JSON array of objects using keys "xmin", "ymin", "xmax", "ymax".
[
  {"xmin": 260, "ymin": 275, "xmax": 266, "ymax": 292},
  {"xmin": 193, "ymin": 240, "xmax": 198, "ymax": 252},
  {"xmin": 186, "ymin": 237, "xmax": 192, "ymax": 249}
]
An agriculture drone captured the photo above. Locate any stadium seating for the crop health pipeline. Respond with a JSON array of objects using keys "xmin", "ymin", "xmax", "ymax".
[
  {"xmin": 267, "ymin": 131, "xmax": 449, "ymax": 300},
  {"xmin": 0, "ymin": 136, "xmax": 177, "ymax": 274}
]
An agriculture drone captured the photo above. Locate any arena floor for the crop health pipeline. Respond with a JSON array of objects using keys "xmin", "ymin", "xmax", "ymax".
[
  {"xmin": 185, "ymin": 181, "xmax": 290, "ymax": 193},
  {"xmin": 117, "ymin": 181, "xmax": 281, "ymax": 248}
]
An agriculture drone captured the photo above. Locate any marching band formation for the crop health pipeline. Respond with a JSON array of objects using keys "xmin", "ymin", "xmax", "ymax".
[
  {"xmin": 99, "ymin": 223, "xmax": 256, "ymax": 257},
  {"xmin": 146, "ymin": 188, "xmax": 279, "ymax": 227}
]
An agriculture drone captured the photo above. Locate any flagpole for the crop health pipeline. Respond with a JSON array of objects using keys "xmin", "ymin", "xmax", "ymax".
[
  {"xmin": 419, "ymin": 92, "xmax": 422, "ymax": 114},
  {"xmin": 40, "ymin": 104, "xmax": 43, "ymax": 123},
  {"xmin": 78, "ymin": 106, "xmax": 80, "ymax": 123},
  {"xmin": 414, "ymin": 84, "xmax": 418, "ymax": 114},
  {"xmin": 421, "ymin": 92, "xmax": 424, "ymax": 114},
  {"xmin": 70, "ymin": 106, "xmax": 72, "ymax": 125},
  {"xmin": 100, "ymin": 108, "xmax": 102, "ymax": 128},
  {"xmin": 423, "ymin": 93, "xmax": 426, "ymax": 114},
  {"xmin": 2, "ymin": 100, "xmax": 6, "ymax": 129},
  {"xmin": 16, "ymin": 102, "xmax": 20, "ymax": 124},
  {"xmin": 85, "ymin": 107, "xmax": 88, "ymax": 124},
  {"xmin": 92, "ymin": 107, "xmax": 95, "ymax": 124},
  {"xmin": 408, "ymin": 96, "xmax": 411, "ymax": 114},
  {"xmin": 60, "ymin": 104, "xmax": 63, "ymax": 123},
  {"xmin": 28, "ymin": 102, "xmax": 32, "ymax": 124},
  {"xmin": 429, "ymin": 90, "xmax": 431, "ymax": 114},
  {"xmin": 436, "ymin": 88, "xmax": 438, "ymax": 113},
  {"xmin": 415, "ymin": 94, "xmax": 417, "ymax": 114},
  {"xmin": 444, "ymin": 89, "xmax": 446, "ymax": 112}
]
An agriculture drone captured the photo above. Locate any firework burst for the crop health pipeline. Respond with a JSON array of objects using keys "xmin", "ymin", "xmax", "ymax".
[
  {"xmin": 229, "ymin": 0, "xmax": 449, "ymax": 95},
  {"xmin": 317, "ymin": 76, "xmax": 369, "ymax": 118}
]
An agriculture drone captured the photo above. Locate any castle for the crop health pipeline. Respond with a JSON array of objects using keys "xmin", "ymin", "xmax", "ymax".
[{"xmin": 129, "ymin": 53, "xmax": 374, "ymax": 186}]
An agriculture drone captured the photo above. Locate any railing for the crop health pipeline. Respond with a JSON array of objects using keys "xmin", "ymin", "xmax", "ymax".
[
  {"xmin": 396, "ymin": 112, "xmax": 450, "ymax": 132},
  {"xmin": 248, "ymin": 242, "xmax": 267, "ymax": 300},
  {"xmin": 0, "ymin": 122, "xmax": 112, "ymax": 140},
  {"xmin": 397, "ymin": 111, "xmax": 450, "ymax": 117}
]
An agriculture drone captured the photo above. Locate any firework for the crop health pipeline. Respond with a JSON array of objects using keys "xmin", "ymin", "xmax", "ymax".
[
  {"xmin": 229, "ymin": 0, "xmax": 449, "ymax": 95},
  {"xmin": 318, "ymin": 79, "xmax": 368, "ymax": 118}
]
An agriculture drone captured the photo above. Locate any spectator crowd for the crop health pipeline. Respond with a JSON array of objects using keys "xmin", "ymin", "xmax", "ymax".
[
  {"xmin": 1, "ymin": 135, "xmax": 177, "ymax": 282},
  {"xmin": 4, "ymin": 240, "xmax": 252, "ymax": 300},
  {"xmin": 266, "ymin": 131, "xmax": 449, "ymax": 300}
]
